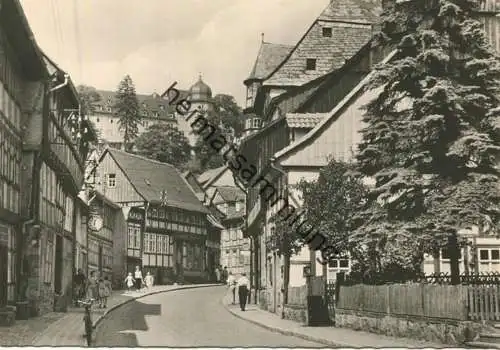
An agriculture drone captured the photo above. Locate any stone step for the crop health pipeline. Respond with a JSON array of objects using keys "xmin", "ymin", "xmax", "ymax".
[
  {"xmin": 480, "ymin": 332, "xmax": 500, "ymax": 344},
  {"xmin": 466, "ymin": 341, "xmax": 500, "ymax": 349},
  {"xmin": 494, "ymin": 323, "xmax": 500, "ymax": 329}
]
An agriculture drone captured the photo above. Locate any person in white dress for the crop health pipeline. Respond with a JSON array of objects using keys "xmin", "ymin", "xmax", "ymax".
[{"xmin": 226, "ymin": 272, "xmax": 236, "ymax": 304}]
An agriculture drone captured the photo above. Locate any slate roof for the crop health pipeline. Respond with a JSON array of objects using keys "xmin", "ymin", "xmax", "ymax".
[
  {"xmin": 197, "ymin": 166, "xmax": 227, "ymax": 187},
  {"xmin": 245, "ymin": 42, "xmax": 295, "ymax": 82},
  {"xmin": 286, "ymin": 113, "xmax": 328, "ymax": 129},
  {"xmin": 319, "ymin": 0, "xmax": 382, "ymax": 23},
  {"xmin": 263, "ymin": 0, "xmax": 381, "ymax": 87},
  {"xmin": 93, "ymin": 89, "xmax": 189, "ymax": 121},
  {"xmin": 106, "ymin": 148, "xmax": 209, "ymax": 214},
  {"xmin": 216, "ymin": 186, "xmax": 245, "ymax": 203}
]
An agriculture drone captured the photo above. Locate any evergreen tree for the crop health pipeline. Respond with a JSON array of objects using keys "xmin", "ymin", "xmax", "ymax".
[
  {"xmin": 355, "ymin": 0, "xmax": 500, "ymax": 283},
  {"xmin": 114, "ymin": 75, "xmax": 140, "ymax": 151}
]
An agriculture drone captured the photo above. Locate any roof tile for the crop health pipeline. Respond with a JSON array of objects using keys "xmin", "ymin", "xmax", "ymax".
[
  {"xmin": 263, "ymin": 0, "xmax": 381, "ymax": 87},
  {"xmin": 246, "ymin": 42, "xmax": 294, "ymax": 81},
  {"xmin": 107, "ymin": 148, "xmax": 208, "ymax": 213},
  {"xmin": 286, "ymin": 113, "xmax": 328, "ymax": 129}
]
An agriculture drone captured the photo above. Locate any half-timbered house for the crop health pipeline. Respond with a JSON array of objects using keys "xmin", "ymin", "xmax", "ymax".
[
  {"xmin": 0, "ymin": 0, "xmax": 47, "ymax": 314},
  {"xmin": 239, "ymin": 0, "xmax": 500, "ymax": 314},
  {"xmin": 238, "ymin": 0, "xmax": 383, "ymax": 314},
  {"xmin": 94, "ymin": 148, "xmax": 213, "ymax": 284}
]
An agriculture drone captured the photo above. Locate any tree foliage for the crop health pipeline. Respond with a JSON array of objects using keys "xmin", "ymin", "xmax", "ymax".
[
  {"xmin": 114, "ymin": 75, "xmax": 141, "ymax": 150},
  {"xmin": 192, "ymin": 93, "xmax": 243, "ymax": 173},
  {"xmin": 77, "ymin": 84, "xmax": 101, "ymax": 117},
  {"xmin": 134, "ymin": 123, "xmax": 192, "ymax": 169},
  {"xmin": 354, "ymin": 0, "xmax": 500, "ymax": 278},
  {"xmin": 293, "ymin": 159, "xmax": 369, "ymax": 257}
]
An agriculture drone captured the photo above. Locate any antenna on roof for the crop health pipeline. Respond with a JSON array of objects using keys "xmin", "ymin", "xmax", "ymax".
[{"xmin": 261, "ymin": 32, "xmax": 264, "ymax": 43}]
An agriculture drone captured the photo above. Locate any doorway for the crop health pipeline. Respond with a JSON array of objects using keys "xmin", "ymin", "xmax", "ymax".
[
  {"xmin": 54, "ymin": 235, "xmax": 63, "ymax": 294},
  {"xmin": 98, "ymin": 245, "xmax": 103, "ymax": 276}
]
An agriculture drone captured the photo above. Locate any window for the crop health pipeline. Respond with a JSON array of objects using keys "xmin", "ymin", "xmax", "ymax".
[
  {"xmin": 441, "ymin": 248, "xmax": 462, "ymax": 260},
  {"xmin": 235, "ymin": 201, "xmax": 241, "ymax": 212},
  {"xmin": 322, "ymin": 27, "xmax": 332, "ymax": 37},
  {"xmin": 127, "ymin": 223, "xmax": 141, "ymax": 250},
  {"xmin": 306, "ymin": 58, "xmax": 316, "ymax": 70},
  {"xmin": 107, "ymin": 107, "xmax": 112, "ymax": 112},
  {"xmin": 96, "ymin": 118, "xmax": 100, "ymax": 122},
  {"xmin": 106, "ymin": 174, "xmax": 116, "ymax": 188},
  {"xmin": 479, "ymin": 248, "xmax": 500, "ymax": 272},
  {"xmin": 110, "ymin": 118, "xmax": 113, "ymax": 123}
]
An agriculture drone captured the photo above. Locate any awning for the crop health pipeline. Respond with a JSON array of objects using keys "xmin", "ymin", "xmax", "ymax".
[{"xmin": 207, "ymin": 214, "xmax": 225, "ymax": 230}]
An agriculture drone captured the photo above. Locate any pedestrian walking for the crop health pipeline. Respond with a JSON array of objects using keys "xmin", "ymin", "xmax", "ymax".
[
  {"xmin": 227, "ymin": 272, "xmax": 236, "ymax": 304},
  {"xmin": 125, "ymin": 272, "xmax": 134, "ymax": 292},
  {"xmin": 86, "ymin": 271, "xmax": 98, "ymax": 305},
  {"xmin": 74, "ymin": 268, "xmax": 86, "ymax": 305},
  {"xmin": 215, "ymin": 266, "xmax": 221, "ymax": 283},
  {"xmin": 145, "ymin": 271, "xmax": 154, "ymax": 291},
  {"xmin": 134, "ymin": 266, "xmax": 143, "ymax": 292},
  {"xmin": 98, "ymin": 276, "xmax": 112, "ymax": 308},
  {"xmin": 237, "ymin": 272, "xmax": 250, "ymax": 311},
  {"xmin": 223, "ymin": 266, "xmax": 228, "ymax": 282}
]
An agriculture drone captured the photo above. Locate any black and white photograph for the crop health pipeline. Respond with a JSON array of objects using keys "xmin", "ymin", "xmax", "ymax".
[{"xmin": 0, "ymin": 0, "xmax": 499, "ymax": 348}]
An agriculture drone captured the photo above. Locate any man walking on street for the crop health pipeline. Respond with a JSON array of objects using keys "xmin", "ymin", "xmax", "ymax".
[{"xmin": 237, "ymin": 272, "xmax": 250, "ymax": 311}]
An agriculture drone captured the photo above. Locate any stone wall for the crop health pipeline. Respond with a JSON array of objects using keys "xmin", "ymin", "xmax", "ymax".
[
  {"xmin": 283, "ymin": 304, "xmax": 307, "ymax": 324},
  {"xmin": 335, "ymin": 308, "xmax": 494, "ymax": 345}
]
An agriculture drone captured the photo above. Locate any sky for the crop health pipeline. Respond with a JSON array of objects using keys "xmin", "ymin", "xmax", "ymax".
[{"xmin": 19, "ymin": 0, "xmax": 330, "ymax": 106}]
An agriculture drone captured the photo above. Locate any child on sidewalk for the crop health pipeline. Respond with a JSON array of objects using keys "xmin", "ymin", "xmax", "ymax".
[
  {"xmin": 125, "ymin": 272, "xmax": 134, "ymax": 292},
  {"xmin": 99, "ymin": 276, "xmax": 112, "ymax": 308},
  {"xmin": 145, "ymin": 271, "xmax": 154, "ymax": 291}
]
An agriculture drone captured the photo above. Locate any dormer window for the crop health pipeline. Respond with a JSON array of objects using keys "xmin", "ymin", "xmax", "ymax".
[
  {"xmin": 306, "ymin": 58, "xmax": 316, "ymax": 71},
  {"xmin": 107, "ymin": 107, "xmax": 112, "ymax": 112},
  {"xmin": 322, "ymin": 27, "xmax": 332, "ymax": 37}
]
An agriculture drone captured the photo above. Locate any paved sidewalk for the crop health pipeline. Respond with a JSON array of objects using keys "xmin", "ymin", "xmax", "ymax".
[
  {"xmin": 0, "ymin": 283, "xmax": 216, "ymax": 346},
  {"xmin": 222, "ymin": 299, "xmax": 447, "ymax": 348}
]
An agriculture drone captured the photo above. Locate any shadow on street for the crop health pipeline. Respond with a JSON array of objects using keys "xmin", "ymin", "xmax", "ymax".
[{"xmin": 96, "ymin": 299, "xmax": 161, "ymax": 347}]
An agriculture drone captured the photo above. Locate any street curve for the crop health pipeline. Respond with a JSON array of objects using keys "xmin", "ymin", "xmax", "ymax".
[{"xmin": 95, "ymin": 285, "xmax": 323, "ymax": 347}]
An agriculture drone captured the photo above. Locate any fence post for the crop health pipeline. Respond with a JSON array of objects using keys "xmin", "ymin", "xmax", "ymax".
[
  {"xmin": 385, "ymin": 285, "xmax": 390, "ymax": 315},
  {"xmin": 335, "ymin": 272, "xmax": 345, "ymax": 307}
]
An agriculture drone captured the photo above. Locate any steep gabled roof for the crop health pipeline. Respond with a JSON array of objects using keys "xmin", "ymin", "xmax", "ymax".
[
  {"xmin": 274, "ymin": 50, "xmax": 397, "ymax": 163},
  {"xmin": 216, "ymin": 186, "xmax": 245, "ymax": 203},
  {"xmin": 104, "ymin": 148, "xmax": 209, "ymax": 213},
  {"xmin": 245, "ymin": 41, "xmax": 294, "ymax": 83},
  {"xmin": 197, "ymin": 166, "xmax": 227, "ymax": 188},
  {"xmin": 319, "ymin": 0, "xmax": 382, "ymax": 23},
  {"xmin": 263, "ymin": 0, "xmax": 381, "ymax": 87}
]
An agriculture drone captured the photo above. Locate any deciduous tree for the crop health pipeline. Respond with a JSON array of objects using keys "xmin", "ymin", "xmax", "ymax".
[{"xmin": 134, "ymin": 123, "xmax": 192, "ymax": 169}]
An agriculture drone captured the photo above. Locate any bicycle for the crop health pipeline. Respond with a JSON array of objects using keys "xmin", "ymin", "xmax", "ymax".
[{"xmin": 78, "ymin": 299, "xmax": 95, "ymax": 346}]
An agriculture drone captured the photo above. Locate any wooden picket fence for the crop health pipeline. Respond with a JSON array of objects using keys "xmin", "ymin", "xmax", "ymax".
[{"xmin": 468, "ymin": 285, "xmax": 500, "ymax": 321}]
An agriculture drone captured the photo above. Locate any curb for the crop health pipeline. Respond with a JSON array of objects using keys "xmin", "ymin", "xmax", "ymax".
[
  {"xmin": 91, "ymin": 284, "xmax": 219, "ymax": 341},
  {"xmin": 221, "ymin": 299, "xmax": 443, "ymax": 348},
  {"xmin": 221, "ymin": 300, "xmax": 349, "ymax": 347}
]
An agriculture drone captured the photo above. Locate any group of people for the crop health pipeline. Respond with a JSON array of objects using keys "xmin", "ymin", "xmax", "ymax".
[
  {"xmin": 226, "ymin": 271, "xmax": 250, "ymax": 311},
  {"xmin": 74, "ymin": 269, "xmax": 112, "ymax": 308},
  {"xmin": 215, "ymin": 265, "xmax": 228, "ymax": 283},
  {"xmin": 124, "ymin": 266, "xmax": 154, "ymax": 292}
]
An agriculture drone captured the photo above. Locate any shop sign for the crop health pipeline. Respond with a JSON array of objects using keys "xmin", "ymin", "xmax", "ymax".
[{"xmin": 88, "ymin": 215, "xmax": 104, "ymax": 231}]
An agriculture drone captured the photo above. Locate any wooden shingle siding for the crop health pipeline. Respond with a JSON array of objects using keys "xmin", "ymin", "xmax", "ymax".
[
  {"xmin": 280, "ymin": 86, "xmax": 382, "ymax": 167},
  {"xmin": 97, "ymin": 153, "xmax": 143, "ymax": 204}
]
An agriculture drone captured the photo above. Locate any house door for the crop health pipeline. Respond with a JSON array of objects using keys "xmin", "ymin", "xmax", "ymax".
[
  {"xmin": 98, "ymin": 245, "xmax": 103, "ymax": 276},
  {"xmin": 0, "ymin": 224, "xmax": 8, "ymax": 307},
  {"xmin": 54, "ymin": 235, "xmax": 63, "ymax": 294}
]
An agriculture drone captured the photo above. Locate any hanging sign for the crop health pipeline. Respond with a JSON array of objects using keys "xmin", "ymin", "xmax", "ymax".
[{"xmin": 88, "ymin": 215, "xmax": 104, "ymax": 231}]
